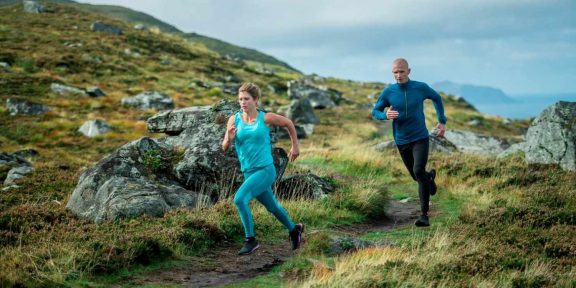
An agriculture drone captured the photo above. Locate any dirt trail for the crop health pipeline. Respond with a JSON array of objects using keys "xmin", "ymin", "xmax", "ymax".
[{"xmin": 120, "ymin": 200, "xmax": 420, "ymax": 287}]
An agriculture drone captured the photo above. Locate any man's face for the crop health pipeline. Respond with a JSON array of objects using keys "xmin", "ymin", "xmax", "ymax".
[{"xmin": 392, "ymin": 62, "xmax": 410, "ymax": 84}]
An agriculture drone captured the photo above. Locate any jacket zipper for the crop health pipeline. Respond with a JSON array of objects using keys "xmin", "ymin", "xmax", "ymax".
[{"xmin": 404, "ymin": 89, "xmax": 408, "ymax": 119}]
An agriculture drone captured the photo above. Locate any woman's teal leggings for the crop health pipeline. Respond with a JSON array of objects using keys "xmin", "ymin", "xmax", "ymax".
[{"xmin": 234, "ymin": 164, "xmax": 295, "ymax": 238}]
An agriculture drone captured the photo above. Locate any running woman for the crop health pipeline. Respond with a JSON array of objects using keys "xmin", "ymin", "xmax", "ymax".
[{"xmin": 222, "ymin": 82, "xmax": 304, "ymax": 255}]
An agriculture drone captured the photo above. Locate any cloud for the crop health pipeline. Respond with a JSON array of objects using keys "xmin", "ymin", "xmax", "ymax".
[{"xmin": 77, "ymin": 0, "xmax": 576, "ymax": 93}]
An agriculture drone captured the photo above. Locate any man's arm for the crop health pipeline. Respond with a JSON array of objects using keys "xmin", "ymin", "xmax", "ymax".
[
  {"xmin": 372, "ymin": 89, "xmax": 390, "ymax": 120},
  {"xmin": 424, "ymin": 84, "xmax": 447, "ymax": 137},
  {"xmin": 425, "ymin": 84, "xmax": 447, "ymax": 125}
]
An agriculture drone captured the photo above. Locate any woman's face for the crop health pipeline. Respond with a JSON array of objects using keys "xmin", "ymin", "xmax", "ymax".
[{"xmin": 238, "ymin": 91, "xmax": 257, "ymax": 111}]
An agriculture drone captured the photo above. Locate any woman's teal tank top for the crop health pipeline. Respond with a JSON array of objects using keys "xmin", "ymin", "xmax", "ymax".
[{"xmin": 234, "ymin": 111, "xmax": 273, "ymax": 172}]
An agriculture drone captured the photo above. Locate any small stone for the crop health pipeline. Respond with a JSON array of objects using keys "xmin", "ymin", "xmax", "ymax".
[
  {"xmin": 4, "ymin": 166, "xmax": 34, "ymax": 185},
  {"xmin": 86, "ymin": 87, "xmax": 106, "ymax": 97},
  {"xmin": 91, "ymin": 21, "xmax": 122, "ymax": 35},
  {"xmin": 78, "ymin": 119, "xmax": 112, "ymax": 137}
]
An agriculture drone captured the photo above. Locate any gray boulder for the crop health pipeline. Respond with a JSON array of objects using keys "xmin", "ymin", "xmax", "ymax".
[
  {"xmin": 78, "ymin": 119, "xmax": 112, "ymax": 137},
  {"xmin": 444, "ymin": 129, "xmax": 511, "ymax": 156},
  {"xmin": 147, "ymin": 106, "xmax": 212, "ymax": 134},
  {"xmin": 51, "ymin": 83, "xmax": 85, "ymax": 96},
  {"xmin": 121, "ymin": 91, "xmax": 175, "ymax": 110},
  {"xmin": 525, "ymin": 101, "xmax": 576, "ymax": 171},
  {"xmin": 91, "ymin": 21, "xmax": 123, "ymax": 35},
  {"xmin": 287, "ymin": 80, "xmax": 342, "ymax": 109},
  {"xmin": 286, "ymin": 99, "xmax": 319, "ymax": 125},
  {"xmin": 23, "ymin": 0, "xmax": 46, "ymax": 13},
  {"xmin": 86, "ymin": 87, "xmax": 106, "ymax": 97},
  {"xmin": 66, "ymin": 137, "xmax": 211, "ymax": 223},
  {"xmin": 276, "ymin": 173, "xmax": 334, "ymax": 200},
  {"xmin": 6, "ymin": 98, "xmax": 49, "ymax": 116},
  {"xmin": 4, "ymin": 166, "xmax": 34, "ymax": 185},
  {"xmin": 77, "ymin": 176, "xmax": 210, "ymax": 223},
  {"xmin": 147, "ymin": 100, "xmax": 240, "ymax": 135}
]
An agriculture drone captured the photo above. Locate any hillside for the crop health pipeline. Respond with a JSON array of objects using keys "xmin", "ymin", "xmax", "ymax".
[
  {"xmin": 2, "ymin": 2, "xmax": 573, "ymax": 288},
  {"xmin": 0, "ymin": 0, "xmax": 298, "ymax": 72},
  {"xmin": 183, "ymin": 32, "xmax": 299, "ymax": 73}
]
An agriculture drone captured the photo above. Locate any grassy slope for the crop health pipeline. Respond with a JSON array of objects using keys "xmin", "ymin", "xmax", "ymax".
[
  {"xmin": 2, "ymin": 2, "xmax": 571, "ymax": 288},
  {"xmin": 0, "ymin": 0, "xmax": 299, "ymax": 71}
]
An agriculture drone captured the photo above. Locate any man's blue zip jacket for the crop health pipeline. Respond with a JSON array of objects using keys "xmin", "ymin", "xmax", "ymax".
[{"xmin": 372, "ymin": 80, "xmax": 447, "ymax": 146}]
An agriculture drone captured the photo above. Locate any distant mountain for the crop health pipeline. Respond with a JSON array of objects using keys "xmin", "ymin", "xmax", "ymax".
[
  {"xmin": 433, "ymin": 81, "xmax": 516, "ymax": 105},
  {"xmin": 0, "ymin": 0, "xmax": 299, "ymax": 72}
]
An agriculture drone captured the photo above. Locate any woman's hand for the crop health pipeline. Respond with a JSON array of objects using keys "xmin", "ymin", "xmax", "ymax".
[
  {"xmin": 226, "ymin": 126, "xmax": 237, "ymax": 142},
  {"xmin": 222, "ymin": 116, "xmax": 236, "ymax": 151},
  {"xmin": 288, "ymin": 145, "xmax": 300, "ymax": 161},
  {"xmin": 264, "ymin": 113, "xmax": 300, "ymax": 161}
]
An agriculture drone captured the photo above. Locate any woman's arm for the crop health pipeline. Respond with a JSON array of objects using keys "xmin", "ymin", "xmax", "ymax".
[
  {"xmin": 264, "ymin": 113, "xmax": 300, "ymax": 161},
  {"xmin": 222, "ymin": 115, "xmax": 236, "ymax": 151}
]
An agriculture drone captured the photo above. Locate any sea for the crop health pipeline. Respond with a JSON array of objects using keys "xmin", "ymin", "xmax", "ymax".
[{"xmin": 473, "ymin": 93, "xmax": 576, "ymax": 120}]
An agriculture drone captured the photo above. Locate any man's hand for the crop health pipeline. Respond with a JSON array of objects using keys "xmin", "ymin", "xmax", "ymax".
[
  {"xmin": 435, "ymin": 123, "xmax": 446, "ymax": 138},
  {"xmin": 386, "ymin": 106, "xmax": 399, "ymax": 120}
]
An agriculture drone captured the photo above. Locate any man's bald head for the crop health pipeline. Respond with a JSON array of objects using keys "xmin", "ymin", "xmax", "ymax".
[
  {"xmin": 392, "ymin": 58, "xmax": 411, "ymax": 84},
  {"xmin": 393, "ymin": 58, "xmax": 409, "ymax": 68}
]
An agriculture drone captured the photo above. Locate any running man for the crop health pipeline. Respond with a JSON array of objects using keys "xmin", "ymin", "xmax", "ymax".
[{"xmin": 372, "ymin": 58, "xmax": 447, "ymax": 227}]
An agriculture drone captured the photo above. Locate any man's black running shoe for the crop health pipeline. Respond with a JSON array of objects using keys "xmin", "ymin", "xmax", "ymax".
[
  {"xmin": 415, "ymin": 215, "xmax": 430, "ymax": 227},
  {"xmin": 289, "ymin": 223, "xmax": 304, "ymax": 250}
]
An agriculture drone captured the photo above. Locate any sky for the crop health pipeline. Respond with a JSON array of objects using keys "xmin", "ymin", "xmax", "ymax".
[{"xmin": 78, "ymin": 0, "xmax": 576, "ymax": 95}]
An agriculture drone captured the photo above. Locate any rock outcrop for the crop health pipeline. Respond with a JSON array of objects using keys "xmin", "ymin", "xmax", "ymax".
[
  {"xmin": 443, "ymin": 129, "xmax": 511, "ymax": 156},
  {"xmin": 66, "ymin": 137, "xmax": 211, "ymax": 223},
  {"xmin": 525, "ymin": 101, "xmax": 576, "ymax": 171}
]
